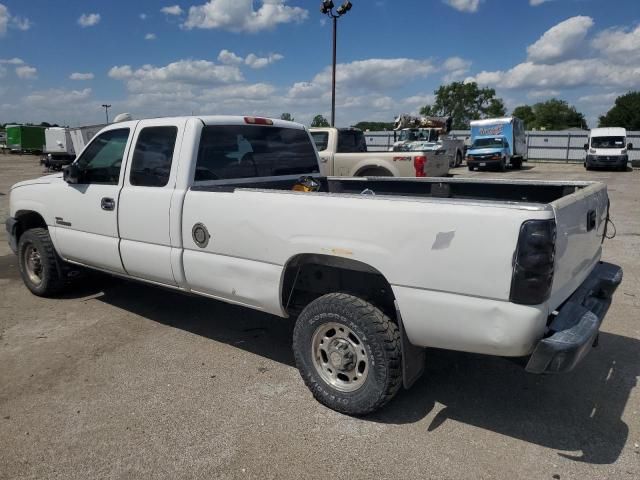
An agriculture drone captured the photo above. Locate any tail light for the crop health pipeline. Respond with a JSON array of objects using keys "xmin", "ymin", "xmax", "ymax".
[
  {"xmin": 510, "ymin": 219, "xmax": 556, "ymax": 305},
  {"xmin": 414, "ymin": 155, "xmax": 427, "ymax": 177},
  {"xmin": 244, "ymin": 116, "xmax": 273, "ymax": 125}
]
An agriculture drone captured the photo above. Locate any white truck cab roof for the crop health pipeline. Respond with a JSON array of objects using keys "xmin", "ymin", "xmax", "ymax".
[{"xmin": 590, "ymin": 127, "xmax": 626, "ymax": 137}]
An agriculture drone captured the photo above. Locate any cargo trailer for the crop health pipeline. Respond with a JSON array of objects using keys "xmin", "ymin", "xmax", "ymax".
[
  {"xmin": 69, "ymin": 124, "xmax": 106, "ymax": 156},
  {"xmin": 5, "ymin": 125, "xmax": 46, "ymax": 154}
]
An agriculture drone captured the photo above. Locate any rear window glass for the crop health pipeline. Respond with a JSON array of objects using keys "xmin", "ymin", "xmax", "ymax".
[
  {"xmin": 311, "ymin": 132, "xmax": 329, "ymax": 151},
  {"xmin": 195, "ymin": 125, "xmax": 318, "ymax": 182},
  {"xmin": 337, "ymin": 130, "xmax": 367, "ymax": 153}
]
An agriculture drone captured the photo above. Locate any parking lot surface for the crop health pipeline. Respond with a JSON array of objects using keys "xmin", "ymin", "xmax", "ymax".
[{"xmin": 1, "ymin": 155, "xmax": 638, "ymax": 479}]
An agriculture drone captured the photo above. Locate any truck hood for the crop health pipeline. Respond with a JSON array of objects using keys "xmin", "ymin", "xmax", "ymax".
[
  {"xmin": 467, "ymin": 147, "xmax": 504, "ymax": 156},
  {"xmin": 11, "ymin": 173, "xmax": 64, "ymax": 190}
]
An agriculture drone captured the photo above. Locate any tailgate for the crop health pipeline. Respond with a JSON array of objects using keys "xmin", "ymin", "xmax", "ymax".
[{"xmin": 548, "ymin": 182, "xmax": 609, "ymax": 311}]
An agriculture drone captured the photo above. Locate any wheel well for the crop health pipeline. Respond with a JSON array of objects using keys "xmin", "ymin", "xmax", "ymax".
[
  {"xmin": 281, "ymin": 254, "xmax": 396, "ymax": 321},
  {"xmin": 355, "ymin": 166, "xmax": 393, "ymax": 177},
  {"xmin": 14, "ymin": 211, "xmax": 47, "ymax": 241}
]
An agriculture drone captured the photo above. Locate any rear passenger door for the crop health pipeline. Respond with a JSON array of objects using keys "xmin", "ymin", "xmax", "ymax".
[{"xmin": 118, "ymin": 119, "xmax": 185, "ymax": 285}]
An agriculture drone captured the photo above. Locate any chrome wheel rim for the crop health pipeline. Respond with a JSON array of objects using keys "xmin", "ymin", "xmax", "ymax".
[
  {"xmin": 24, "ymin": 244, "xmax": 43, "ymax": 286},
  {"xmin": 311, "ymin": 322, "xmax": 369, "ymax": 392}
]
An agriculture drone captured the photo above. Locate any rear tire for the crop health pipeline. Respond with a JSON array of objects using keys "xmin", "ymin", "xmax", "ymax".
[
  {"xmin": 17, "ymin": 228, "xmax": 67, "ymax": 297},
  {"xmin": 292, "ymin": 293, "xmax": 402, "ymax": 415},
  {"xmin": 512, "ymin": 157, "xmax": 522, "ymax": 170}
]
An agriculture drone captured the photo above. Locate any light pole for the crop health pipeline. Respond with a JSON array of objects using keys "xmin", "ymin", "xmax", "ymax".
[
  {"xmin": 320, "ymin": 1, "xmax": 353, "ymax": 127},
  {"xmin": 101, "ymin": 104, "xmax": 112, "ymax": 123}
]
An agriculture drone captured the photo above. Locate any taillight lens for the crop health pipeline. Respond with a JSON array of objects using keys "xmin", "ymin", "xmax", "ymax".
[
  {"xmin": 414, "ymin": 155, "xmax": 427, "ymax": 177},
  {"xmin": 510, "ymin": 219, "xmax": 556, "ymax": 305}
]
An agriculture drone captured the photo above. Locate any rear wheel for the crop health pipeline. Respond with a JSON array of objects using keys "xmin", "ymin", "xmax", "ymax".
[
  {"xmin": 18, "ymin": 228, "xmax": 67, "ymax": 296},
  {"xmin": 512, "ymin": 157, "xmax": 522, "ymax": 170},
  {"xmin": 292, "ymin": 293, "xmax": 402, "ymax": 415}
]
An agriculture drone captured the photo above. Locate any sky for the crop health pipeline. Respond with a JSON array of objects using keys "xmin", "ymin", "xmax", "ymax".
[{"xmin": 0, "ymin": 0, "xmax": 638, "ymax": 128}]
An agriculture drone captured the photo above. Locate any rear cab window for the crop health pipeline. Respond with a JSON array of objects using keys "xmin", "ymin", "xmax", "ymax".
[
  {"xmin": 337, "ymin": 129, "xmax": 367, "ymax": 153},
  {"xmin": 194, "ymin": 125, "xmax": 319, "ymax": 182}
]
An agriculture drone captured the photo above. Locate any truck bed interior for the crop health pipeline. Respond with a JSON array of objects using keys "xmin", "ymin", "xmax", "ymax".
[{"xmin": 191, "ymin": 176, "xmax": 588, "ymax": 204}]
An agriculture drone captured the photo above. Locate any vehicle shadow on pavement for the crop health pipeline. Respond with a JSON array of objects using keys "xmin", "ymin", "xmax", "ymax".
[
  {"xmin": 83, "ymin": 276, "xmax": 636, "ymax": 466},
  {"xmin": 94, "ymin": 279, "xmax": 297, "ymax": 367},
  {"xmin": 369, "ymin": 335, "xmax": 638, "ymax": 465}
]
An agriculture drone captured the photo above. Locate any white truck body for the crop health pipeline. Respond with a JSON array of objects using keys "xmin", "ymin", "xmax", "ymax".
[
  {"xmin": 44, "ymin": 127, "xmax": 75, "ymax": 156},
  {"xmin": 585, "ymin": 127, "xmax": 631, "ymax": 170},
  {"xmin": 310, "ymin": 127, "xmax": 449, "ymax": 178},
  {"xmin": 7, "ymin": 116, "xmax": 623, "ymax": 414},
  {"xmin": 68, "ymin": 124, "xmax": 106, "ymax": 156}
]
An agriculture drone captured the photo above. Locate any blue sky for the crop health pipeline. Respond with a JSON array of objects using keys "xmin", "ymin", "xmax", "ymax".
[{"xmin": 0, "ymin": 0, "xmax": 638, "ymax": 128}]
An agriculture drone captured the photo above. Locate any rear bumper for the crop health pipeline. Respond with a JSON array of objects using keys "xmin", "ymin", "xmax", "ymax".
[
  {"xmin": 526, "ymin": 262, "xmax": 622, "ymax": 374},
  {"xmin": 6, "ymin": 217, "xmax": 18, "ymax": 253}
]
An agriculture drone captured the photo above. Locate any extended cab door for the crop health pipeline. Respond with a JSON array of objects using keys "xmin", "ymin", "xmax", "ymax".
[
  {"xmin": 117, "ymin": 119, "xmax": 185, "ymax": 285},
  {"xmin": 51, "ymin": 125, "xmax": 133, "ymax": 273}
]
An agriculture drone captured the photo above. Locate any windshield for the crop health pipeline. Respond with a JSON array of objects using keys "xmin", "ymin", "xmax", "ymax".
[
  {"xmin": 471, "ymin": 137, "xmax": 505, "ymax": 149},
  {"xmin": 591, "ymin": 136, "xmax": 625, "ymax": 149}
]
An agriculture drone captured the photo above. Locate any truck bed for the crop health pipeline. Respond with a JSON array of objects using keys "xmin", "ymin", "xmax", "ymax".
[{"xmin": 192, "ymin": 175, "xmax": 590, "ymax": 205}]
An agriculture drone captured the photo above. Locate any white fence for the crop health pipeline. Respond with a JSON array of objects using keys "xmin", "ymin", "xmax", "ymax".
[{"xmin": 364, "ymin": 130, "xmax": 640, "ymax": 163}]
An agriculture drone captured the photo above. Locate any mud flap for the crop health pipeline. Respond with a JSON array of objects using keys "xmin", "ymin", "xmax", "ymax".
[{"xmin": 395, "ymin": 301, "xmax": 426, "ymax": 388}]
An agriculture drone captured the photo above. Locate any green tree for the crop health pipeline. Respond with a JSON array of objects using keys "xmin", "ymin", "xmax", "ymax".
[
  {"xmin": 419, "ymin": 81, "xmax": 506, "ymax": 129},
  {"xmin": 512, "ymin": 105, "xmax": 536, "ymax": 128},
  {"xmin": 280, "ymin": 113, "xmax": 295, "ymax": 122},
  {"xmin": 598, "ymin": 91, "xmax": 640, "ymax": 130},
  {"xmin": 531, "ymin": 99, "xmax": 587, "ymax": 130},
  {"xmin": 310, "ymin": 114, "xmax": 330, "ymax": 128},
  {"xmin": 351, "ymin": 121, "xmax": 395, "ymax": 131}
]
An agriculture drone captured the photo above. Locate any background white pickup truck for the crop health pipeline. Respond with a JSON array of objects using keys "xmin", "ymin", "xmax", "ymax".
[
  {"xmin": 310, "ymin": 127, "xmax": 450, "ymax": 178},
  {"xmin": 7, "ymin": 116, "xmax": 622, "ymax": 415}
]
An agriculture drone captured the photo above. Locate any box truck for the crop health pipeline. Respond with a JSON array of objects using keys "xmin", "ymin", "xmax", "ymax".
[
  {"xmin": 42, "ymin": 127, "xmax": 76, "ymax": 170},
  {"xmin": 467, "ymin": 117, "xmax": 527, "ymax": 171}
]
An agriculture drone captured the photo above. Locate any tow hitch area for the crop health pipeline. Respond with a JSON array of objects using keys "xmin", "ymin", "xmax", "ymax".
[{"xmin": 526, "ymin": 262, "xmax": 622, "ymax": 374}]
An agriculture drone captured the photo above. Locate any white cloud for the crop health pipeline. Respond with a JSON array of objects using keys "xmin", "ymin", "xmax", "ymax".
[
  {"xmin": 442, "ymin": 56, "xmax": 472, "ymax": 82},
  {"xmin": 0, "ymin": 57, "xmax": 24, "ymax": 65},
  {"xmin": 530, "ymin": 0, "xmax": 552, "ymax": 5},
  {"xmin": 526, "ymin": 89, "xmax": 560, "ymax": 99},
  {"xmin": 70, "ymin": 72, "xmax": 94, "ymax": 80},
  {"xmin": 15, "ymin": 65, "xmax": 37, "ymax": 79},
  {"xmin": 145, "ymin": 33, "xmax": 157, "ymax": 40},
  {"xmin": 78, "ymin": 13, "xmax": 101, "ymax": 28},
  {"xmin": 0, "ymin": 3, "xmax": 32, "ymax": 35},
  {"xmin": 183, "ymin": 0, "xmax": 308, "ymax": 33},
  {"xmin": 161, "ymin": 5, "xmax": 184, "ymax": 16},
  {"xmin": 108, "ymin": 59, "xmax": 244, "ymax": 93},
  {"xmin": 245, "ymin": 53, "xmax": 283, "ymax": 69},
  {"xmin": 578, "ymin": 91, "xmax": 621, "ymax": 105},
  {"xmin": 217, "ymin": 49, "xmax": 244, "ymax": 65},
  {"xmin": 527, "ymin": 16, "xmax": 593, "ymax": 64},
  {"xmin": 0, "ymin": 4, "xmax": 7, "ymax": 36},
  {"xmin": 469, "ymin": 58, "xmax": 640, "ymax": 90},
  {"xmin": 443, "ymin": 0, "xmax": 482, "ymax": 13},
  {"xmin": 303, "ymin": 58, "xmax": 436, "ymax": 94},
  {"xmin": 0, "ymin": 65, "xmax": 6, "ymax": 78},
  {"xmin": 140, "ymin": 13, "xmax": 148, "ymax": 20},
  {"xmin": 24, "ymin": 88, "xmax": 92, "ymax": 109},
  {"xmin": 592, "ymin": 24, "xmax": 640, "ymax": 62}
]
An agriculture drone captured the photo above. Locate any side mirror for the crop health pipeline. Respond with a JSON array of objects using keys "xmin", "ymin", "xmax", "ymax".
[
  {"xmin": 628, "ymin": 143, "xmax": 633, "ymax": 150},
  {"xmin": 63, "ymin": 163, "xmax": 80, "ymax": 184},
  {"xmin": 583, "ymin": 143, "xmax": 589, "ymax": 151}
]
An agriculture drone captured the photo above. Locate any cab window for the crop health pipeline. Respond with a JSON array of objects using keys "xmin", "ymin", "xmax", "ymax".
[
  {"xmin": 130, "ymin": 127, "xmax": 178, "ymax": 187},
  {"xmin": 75, "ymin": 129, "xmax": 130, "ymax": 184}
]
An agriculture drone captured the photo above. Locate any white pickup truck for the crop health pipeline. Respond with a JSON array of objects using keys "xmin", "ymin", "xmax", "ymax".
[
  {"xmin": 6, "ymin": 115, "xmax": 622, "ymax": 415},
  {"xmin": 310, "ymin": 127, "xmax": 450, "ymax": 178}
]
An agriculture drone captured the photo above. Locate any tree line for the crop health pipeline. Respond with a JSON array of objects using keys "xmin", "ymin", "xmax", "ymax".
[{"xmin": 293, "ymin": 83, "xmax": 639, "ymax": 131}]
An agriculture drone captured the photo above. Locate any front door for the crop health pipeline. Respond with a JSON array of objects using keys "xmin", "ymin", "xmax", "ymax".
[{"xmin": 51, "ymin": 126, "xmax": 134, "ymax": 273}]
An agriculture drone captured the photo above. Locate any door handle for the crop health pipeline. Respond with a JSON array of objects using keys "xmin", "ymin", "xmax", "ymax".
[
  {"xmin": 587, "ymin": 209, "xmax": 596, "ymax": 231},
  {"xmin": 101, "ymin": 197, "xmax": 115, "ymax": 211}
]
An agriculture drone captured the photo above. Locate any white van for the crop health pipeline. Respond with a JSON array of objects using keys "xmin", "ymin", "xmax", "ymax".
[{"xmin": 584, "ymin": 127, "xmax": 632, "ymax": 171}]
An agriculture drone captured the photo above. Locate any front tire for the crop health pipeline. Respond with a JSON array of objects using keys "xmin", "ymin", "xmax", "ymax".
[
  {"xmin": 292, "ymin": 293, "xmax": 402, "ymax": 415},
  {"xmin": 18, "ymin": 228, "xmax": 67, "ymax": 296}
]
